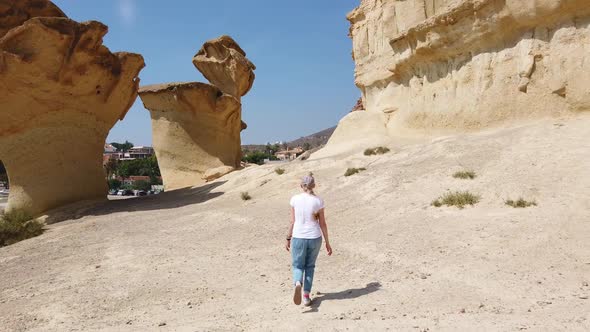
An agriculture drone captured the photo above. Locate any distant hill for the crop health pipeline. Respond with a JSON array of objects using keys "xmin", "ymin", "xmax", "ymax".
[
  {"xmin": 288, "ymin": 126, "xmax": 336, "ymax": 149},
  {"xmin": 242, "ymin": 126, "xmax": 336, "ymax": 152}
]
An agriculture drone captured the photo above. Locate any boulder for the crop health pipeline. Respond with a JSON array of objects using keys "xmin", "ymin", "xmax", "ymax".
[
  {"xmin": 0, "ymin": 17, "xmax": 144, "ymax": 215},
  {"xmin": 192, "ymin": 35, "xmax": 256, "ymax": 98},
  {"xmin": 138, "ymin": 82, "xmax": 242, "ymax": 190}
]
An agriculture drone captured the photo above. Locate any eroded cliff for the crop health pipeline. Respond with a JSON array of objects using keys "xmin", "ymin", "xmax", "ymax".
[{"xmin": 323, "ymin": 0, "xmax": 590, "ymax": 156}]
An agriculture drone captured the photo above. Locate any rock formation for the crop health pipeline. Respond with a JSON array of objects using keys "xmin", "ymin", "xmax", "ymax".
[
  {"xmin": 139, "ymin": 36, "xmax": 255, "ymax": 190},
  {"xmin": 351, "ymin": 97, "xmax": 365, "ymax": 112},
  {"xmin": 323, "ymin": 0, "xmax": 590, "ymax": 156},
  {"xmin": 0, "ymin": 2, "xmax": 144, "ymax": 215},
  {"xmin": 0, "ymin": 0, "xmax": 65, "ymax": 38},
  {"xmin": 193, "ymin": 35, "xmax": 256, "ymax": 99}
]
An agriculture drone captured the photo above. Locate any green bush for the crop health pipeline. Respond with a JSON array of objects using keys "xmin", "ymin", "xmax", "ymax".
[
  {"xmin": 505, "ymin": 198, "xmax": 537, "ymax": 208},
  {"xmin": 241, "ymin": 192, "xmax": 251, "ymax": 201},
  {"xmin": 344, "ymin": 167, "xmax": 367, "ymax": 177},
  {"xmin": 116, "ymin": 156, "xmax": 161, "ymax": 178},
  {"xmin": 364, "ymin": 147, "xmax": 391, "ymax": 156},
  {"xmin": 242, "ymin": 151, "xmax": 277, "ymax": 165},
  {"xmin": 275, "ymin": 168, "xmax": 285, "ymax": 175},
  {"xmin": 132, "ymin": 180, "xmax": 152, "ymax": 191},
  {"xmin": 108, "ymin": 179, "xmax": 122, "ymax": 190},
  {"xmin": 432, "ymin": 191, "xmax": 480, "ymax": 209},
  {"xmin": 453, "ymin": 170, "xmax": 476, "ymax": 179},
  {"xmin": 0, "ymin": 210, "xmax": 44, "ymax": 247}
]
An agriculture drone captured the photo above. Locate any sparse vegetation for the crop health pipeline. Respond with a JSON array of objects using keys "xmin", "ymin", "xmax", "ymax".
[
  {"xmin": 432, "ymin": 191, "xmax": 480, "ymax": 209},
  {"xmin": 0, "ymin": 209, "xmax": 44, "ymax": 247},
  {"xmin": 344, "ymin": 167, "xmax": 367, "ymax": 177},
  {"xmin": 241, "ymin": 150, "xmax": 278, "ymax": 165},
  {"xmin": 505, "ymin": 198, "xmax": 537, "ymax": 208},
  {"xmin": 453, "ymin": 170, "xmax": 476, "ymax": 179},
  {"xmin": 241, "ymin": 192, "xmax": 252, "ymax": 201},
  {"xmin": 364, "ymin": 147, "xmax": 391, "ymax": 156},
  {"xmin": 275, "ymin": 168, "xmax": 285, "ymax": 175}
]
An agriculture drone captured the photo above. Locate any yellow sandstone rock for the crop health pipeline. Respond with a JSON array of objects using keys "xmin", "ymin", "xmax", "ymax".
[
  {"xmin": 139, "ymin": 83, "xmax": 242, "ymax": 190},
  {"xmin": 0, "ymin": 16, "xmax": 144, "ymax": 215},
  {"xmin": 192, "ymin": 35, "xmax": 256, "ymax": 99},
  {"xmin": 0, "ymin": 0, "xmax": 65, "ymax": 38},
  {"xmin": 323, "ymin": 0, "xmax": 590, "ymax": 156},
  {"xmin": 139, "ymin": 36, "xmax": 255, "ymax": 190}
]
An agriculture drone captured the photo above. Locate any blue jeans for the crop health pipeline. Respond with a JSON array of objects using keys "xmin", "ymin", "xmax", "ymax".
[{"xmin": 291, "ymin": 237, "xmax": 322, "ymax": 293}]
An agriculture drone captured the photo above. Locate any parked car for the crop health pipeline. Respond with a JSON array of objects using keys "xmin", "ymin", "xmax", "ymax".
[
  {"xmin": 135, "ymin": 190, "xmax": 147, "ymax": 197},
  {"xmin": 116, "ymin": 189, "xmax": 134, "ymax": 196}
]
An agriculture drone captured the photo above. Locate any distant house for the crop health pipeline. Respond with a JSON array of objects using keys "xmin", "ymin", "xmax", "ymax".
[
  {"xmin": 104, "ymin": 144, "xmax": 117, "ymax": 153},
  {"xmin": 127, "ymin": 146, "xmax": 154, "ymax": 159},
  {"xmin": 117, "ymin": 175, "xmax": 161, "ymax": 186},
  {"xmin": 103, "ymin": 145, "xmax": 155, "ymax": 166},
  {"xmin": 275, "ymin": 147, "xmax": 304, "ymax": 161}
]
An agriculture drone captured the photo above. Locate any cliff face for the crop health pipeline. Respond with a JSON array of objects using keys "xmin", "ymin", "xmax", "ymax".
[
  {"xmin": 0, "ymin": 3, "xmax": 144, "ymax": 215},
  {"xmin": 346, "ymin": 0, "xmax": 590, "ymax": 132}
]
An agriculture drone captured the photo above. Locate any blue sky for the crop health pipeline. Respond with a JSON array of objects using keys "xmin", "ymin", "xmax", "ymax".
[{"xmin": 52, "ymin": 0, "xmax": 360, "ymax": 145}]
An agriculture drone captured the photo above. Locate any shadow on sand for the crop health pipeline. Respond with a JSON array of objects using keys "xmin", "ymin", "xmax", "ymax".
[
  {"xmin": 303, "ymin": 282, "xmax": 382, "ymax": 313},
  {"xmin": 44, "ymin": 181, "xmax": 226, "ymax": 224}
]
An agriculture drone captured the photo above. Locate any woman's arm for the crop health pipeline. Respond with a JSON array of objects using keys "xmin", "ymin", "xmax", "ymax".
[
  {"xmin": 318, "ymin": 209, "xmax": 332, "ymax": 256},
  {"xmin": 285, "ymin": 207, "xmax": 295, "ymax": 251}
]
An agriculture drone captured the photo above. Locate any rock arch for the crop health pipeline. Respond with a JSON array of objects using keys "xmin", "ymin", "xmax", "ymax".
[{"xmin": 0, "ymin": 1, "xmax": 144, "ymax": 215}]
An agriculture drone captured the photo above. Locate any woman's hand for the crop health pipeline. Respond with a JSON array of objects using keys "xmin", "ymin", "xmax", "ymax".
[
  {"xmin": 326, "ymin": 242, "xmax": 333, "ymax": 256},
  {"xmin": 285, "ymin": 239, "xmax": 291, "ymax": 252}
]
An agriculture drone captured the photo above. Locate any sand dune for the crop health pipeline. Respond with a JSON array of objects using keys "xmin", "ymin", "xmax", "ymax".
[{"xmin": 0, "ymin": 115, "xmax": 589, "ymax": 331}]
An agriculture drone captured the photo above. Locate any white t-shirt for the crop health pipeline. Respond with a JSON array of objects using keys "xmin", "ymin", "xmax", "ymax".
[{"xmin": 290, "ymin": 193, "xmax": 324, "ymax": 239}]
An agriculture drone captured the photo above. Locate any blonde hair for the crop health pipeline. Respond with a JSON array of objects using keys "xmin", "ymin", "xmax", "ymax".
[{"xmin": 301, "ymin": 172, "xmax": 315, "ymax": 195}]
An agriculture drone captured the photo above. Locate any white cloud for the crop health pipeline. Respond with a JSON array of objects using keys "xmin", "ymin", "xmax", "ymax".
[{"xmin": 118, "ymin": 0, "xmax": 136, "ymax": 25}]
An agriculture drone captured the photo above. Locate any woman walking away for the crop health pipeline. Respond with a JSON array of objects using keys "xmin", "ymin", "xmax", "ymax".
[{"xmin": 285, "ymin": 172, "xmax": 332, "ymax": 306}]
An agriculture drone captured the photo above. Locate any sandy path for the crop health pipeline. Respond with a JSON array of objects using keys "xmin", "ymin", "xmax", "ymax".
[{"xmin": 0, "ymin": 116, "xmax": 589, "ymax": 331}]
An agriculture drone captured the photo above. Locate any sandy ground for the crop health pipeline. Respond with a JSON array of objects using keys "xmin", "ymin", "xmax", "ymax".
[{"xmin": 0, "ymin": 115, "xmax": 589, "ymax": 331}]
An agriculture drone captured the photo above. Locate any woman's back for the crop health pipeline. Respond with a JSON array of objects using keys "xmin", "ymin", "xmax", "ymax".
[{"xmin": 290, "ymin": 192, "xmax": 323, "ymax": 239}]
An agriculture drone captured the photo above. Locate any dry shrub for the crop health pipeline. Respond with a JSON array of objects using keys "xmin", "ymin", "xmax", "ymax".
[
  {"xmin": 344, "ymin": 167, "xmax": 367, "ymax": 177},
  {"xmin": 505, "ymin": 198, "xmax": 537, "ymax": 208},
  {"xmin": 275, "ymin": 168, "xmax": 285, "ymax": 175},
  {"xmin": 453, "ymin": 170, "xmax": 476, "ymax": 179},
  {"xmin": 241, "ymin": 192, "xmax": 252, "ymax": 201},
  {"xmin": 364, "ymin": 147, "xmax": 390, "ymax": 156},
  {"xmin": 0, "ymin": 209, "xmax": 44, "ymax": 247},
  {"xmin": 432, "ymin": 191, "xmax": 480, "ymax": 209}
]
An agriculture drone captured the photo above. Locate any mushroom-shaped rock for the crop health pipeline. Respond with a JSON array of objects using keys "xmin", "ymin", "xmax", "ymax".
[
  {"xmin": 0, "ymin": 17, "xmax": 144, "ymax": 215},
  {"xmin": 192, "ymin": 35, "xmax": 256, "ymax": 98},
  {"xmin": 0, "ymin": 0, "xmax": 66, "ymax": 38},
  {"xmin": 138, "ymin": 82, "xmax": 242, "ymax": 190}
]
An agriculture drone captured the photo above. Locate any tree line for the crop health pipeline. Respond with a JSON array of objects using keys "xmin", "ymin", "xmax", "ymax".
[
  {"xmin": 106, "ymin": 156, "xmax": 162, "ymax": 191},
  {"xmin": 241, "ymin": 142, "xmax": 310, "ymax": 165},
  {"xmin": 105, "ymin": 141, "xmax": 162, "ymax": 191}
]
